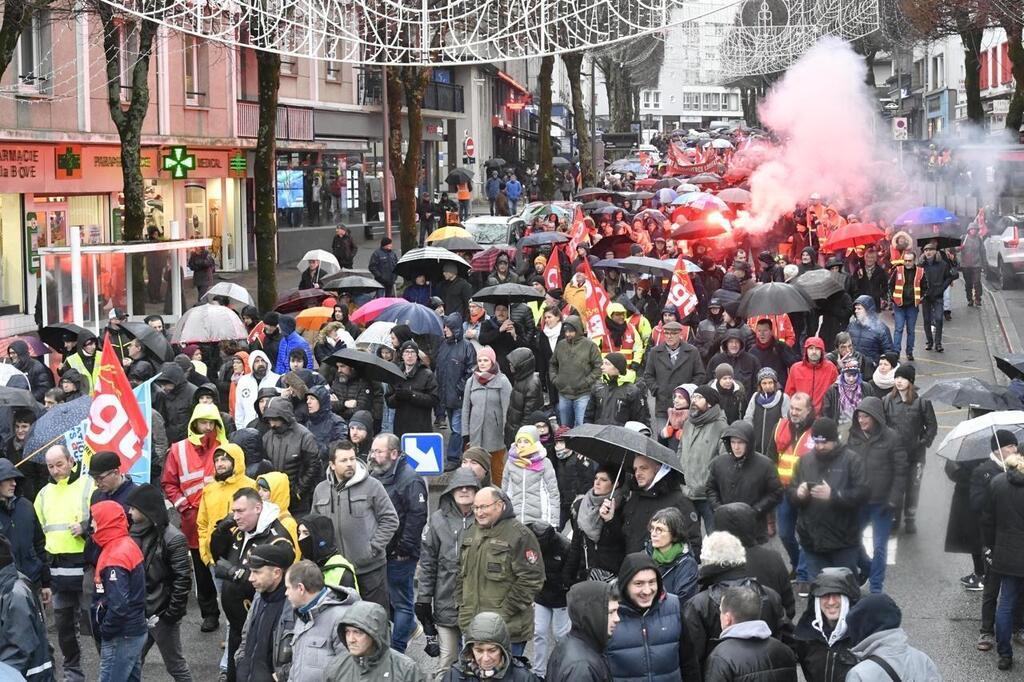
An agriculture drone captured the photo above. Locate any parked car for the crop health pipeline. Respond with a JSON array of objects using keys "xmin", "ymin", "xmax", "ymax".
[
  {"xmin": 464, "ymin": 215, "xmax": 527, "ymax": 247},
  {"xmin": 984, "ymin": 215, "xmax": 1024, "ymax": 288}
]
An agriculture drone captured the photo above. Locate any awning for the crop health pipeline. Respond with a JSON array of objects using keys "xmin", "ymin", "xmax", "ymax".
[{"xmin": 498, "ymin": 71, "xmax": 530, "ymax": 95}]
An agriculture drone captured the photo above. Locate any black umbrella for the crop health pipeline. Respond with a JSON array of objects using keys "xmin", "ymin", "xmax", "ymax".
[
  {"xmin": 395, "ymin": 247, "xmax": 471, "ymax": 281},
  {"xmin": 591, "ymin": 234, "xmax": 635, "ymax": 259},
  {"xmin": 40, "ymin": 323, "xmax": 90, "ymax": 352},
  {"xmin": 472, "ymin": 283, "xmax": 545, "ymax": 305},
  {"xmin": 274, "ymin": 288, "xmax": 332, "ymax": 313},
  {"xmin": 432, "ymin": 236, "xmax": 484, "ymax": 252},
  {"xmin": 652, "ymin": 178, "xmax": 681, "ymax": 190},
  {"xmin": 445, "ymin": 168, "xmax": 474, "ymax": 185},
  {"xmin": 484, "ymin": 158, "xmax": 507, "ymax": 169},
  {"xmin": 615, "ymin": 256, "xmax": 675, "ymax": 277},
  {"xmin": 994, "ymin": 354, "xmax": 1024, "ymax": 382},
  {"xmin": 518, "ymin": 231, "xmax": 569, "ymax": 248},
  {"xmin": 793, "ymin": 270, "xmax": 844, "ymax": 301},
  {"xmin": 908, "ymin": 222, "xmax": 962, "ymax": 248},
  {"xmin": 576, "ymin": 187, "xmax": 610, "ymax": 199},
  {"xmin": 0, "ymin": 386, "xmax": 38, "ymax": 409},
  {"xmin": 552, "ymin": 157, "xmax": 571, "ymax": 168},
  {"xmin": 583, "ymin": 200, "xmax": 614, "ymax": 212},
  {"xmin": 710, "ymin": 288, "xmax": 742, "ymax": 304},
  {"xmin": 921, "ymin": 377, "xmax": 1024, "ymax": 410},
  {"xmin": 564, "ymin": 424, "xmax": 683, "ymax": 476},
  {"xmin": 321, "ymin": 274, "xmax": 385, "ymax": 294},
  {"xmin": 323, "ymin": 348, "xmax": 406, "ymax": 383},
  {"xmin": 737, "ymin": 282, "xmax": 814, "ymax": 318},
  {"xmin": 122, "ymin": 321, "xmax": 174, "ymax": 362}
]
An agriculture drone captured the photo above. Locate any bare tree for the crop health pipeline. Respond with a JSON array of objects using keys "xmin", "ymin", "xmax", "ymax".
[
  {"xmin": 386, "ymin": 65, "xmax": 430, "ymax": 252},
  {"xmin": 561, "ymin": 50, "xmax": 592, "ymax": 185}
]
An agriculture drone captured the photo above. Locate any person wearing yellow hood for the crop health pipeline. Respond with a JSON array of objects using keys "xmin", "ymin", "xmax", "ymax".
[
  {"xmin": 197, "ymin": 444, "xmax": 254, "ymax": 568},
  {"xmin": 161, "ymin": 402, "xmax": 227, "ymax": 632},
  {"xmin": 255, "ymin": 472, "xmax": 301, "ymax": 559}
]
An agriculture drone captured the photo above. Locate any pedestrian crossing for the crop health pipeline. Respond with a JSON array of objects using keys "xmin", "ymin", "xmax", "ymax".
[{"xmin": 862, "ymin": 526, "xmax": 898, "ymax": 565}]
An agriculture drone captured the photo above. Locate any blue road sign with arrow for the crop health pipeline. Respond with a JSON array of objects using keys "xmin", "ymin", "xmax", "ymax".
[{"xmin": 402, "ymin": 432, "xmax": 444, "ymax": 475}]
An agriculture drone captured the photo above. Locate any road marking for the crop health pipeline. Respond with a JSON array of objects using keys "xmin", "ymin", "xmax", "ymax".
[
  {"xmin": 914, "ymin": 356, "xmax": 989, "ymax": 371},
  {"xmin": 862, "ymin": 526, "xmax": 898, "ymax": 566},
  {"xmin": 928, "ymin": 368, "xmax": 988, "ymax": 377}
]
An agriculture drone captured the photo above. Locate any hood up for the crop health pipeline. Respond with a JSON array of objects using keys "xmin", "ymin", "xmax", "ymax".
[
  {"xmin": 508, "ymin": 346, "xmax": 536, "ymax": 381},
  {"xmin": 216, "ymin": 443, "xmax": 248, "ymax": 483},
  {"xmin": 338, "ymin": 600, "xmax": 391, "ymax": 663},
  {"xmin": 459, "ymin": 611, "xmax": 514, "ymax": 677},
  {"xmin": 91, "ymin": 499, "xmax": 131, "ymax": 547},
  {"xmin": 125, "ymin": 483, "xmax": 169, "ymax": 528},
  {"xmin": 802, "ymin": 335, "xmax": 825, "ymax": 361},
  {"xmin": 568, "ymin": 580, "xmax": 613, "ymax": 651},
  {"xmin": 262, "ymin": 396, "xmax": 296, "ymax": 425},
  {"xmin": 187, "ymin": 401, "xmax": 228, "ymax": 447},
  {"xmin": 617, "ymin": 552, "xmax": 665, "ymax": 608},
  {"xmin": 853, "ymin": 294, "xmax": 878, "ymax": 317},
  {"xmin": 258, "ymin": 471, "xmax": 292, "ymax": 513},
  {"xmin": 443, "ymin": 312, "xmax": 465, "ymax": 341},
  {"xmin": 851, "ymin": 395, "xmax": 886, "ymax": 432},
  {"xmin": 712, "ymin": 503, "xmax": 759, "ymax": 548},
  {"xmin": 299, "ymin": 513, "xmax": 340, "ymax": 564}
]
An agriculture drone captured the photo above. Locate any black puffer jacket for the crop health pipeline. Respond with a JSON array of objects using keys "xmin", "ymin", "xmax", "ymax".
[
  {"xmin": 703, "ymin": 619, "xmax": 798, "ymax": 682},
  {"xmin": 792, "ymin": 568, "xmax": 861, "ymax": 682},
  {"xmin": 707, "ymin": 329, "xmax": 761, "ymax": 395},
  {"xmin": 714, "ymin": 503, "xmax": 796, "ymax": 620},
  {"xmin": 545, "ymin": 581, "xmax": 615, "ymax": 681},
  {"xmin": 788, "ymin": 444, "xmax": 869, "ymax": 554},
  {"xmin": 620, "ymin": 472, "xmax": 701, "ymax": 557},
  {"xmin": 505, "ymin": 348, "xmax": 544, "ymax": 443},
  {"xmin": 584, "ymin": 372, "xmax": 649, "ymax": 427},
  {"xmin": 260, "ymin": 397, "xmax": 320, "ymax": 511},
  {"xmin": 386, "ymin": 359, "xmax": 439, "ymax": 437},
  {"xmin": 706, "ymin": 421, "xmax": 784, "ymax": 543},
  {"xmin": 156, "ymin": 362, "xmax": 198, "ymax": 444},
  {"xmin": 125, "ymin": 484, "xmax": 192, "ymax": 623},
  {"xmin": 882, "ymin": 391, "xmax": 937, "ymax": 464},
  {"xmin": 329, "ymin": 371, "xmax": 375, "ymax": 421},
  {"xmin": 846, "ymin": 396, "xmax": 907, "ymax": 508},
  {"xmin": 229, "ymin": 427, "xmax": 273, "ymax": 478},
  {"xmin": 9, "ymin": 340, "xmax": 53, "ymax": 402},
  {"xmin": 529, "ymin": 521, "xmax": 571, "ymax": 609},
  {"xmin": 373, "ymin": 456, "xmax": 428, "ymax": 561},
  {"xmin": 981, "ymin": 467, "xmax": 1024, "ymax": 577}
]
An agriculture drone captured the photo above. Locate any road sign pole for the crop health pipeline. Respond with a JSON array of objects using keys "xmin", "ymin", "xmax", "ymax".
[{"xmin": 381, "ymin": 65, "xmax": 392, "ymax": 241}]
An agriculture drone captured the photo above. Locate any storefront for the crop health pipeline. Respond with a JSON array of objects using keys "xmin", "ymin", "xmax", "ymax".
[{"xmin": 0, "ymin": 141, "xmax": 246, "ymax": 315}]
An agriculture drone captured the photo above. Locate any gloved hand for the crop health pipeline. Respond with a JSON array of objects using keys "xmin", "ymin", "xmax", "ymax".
[
  {"xmin": 214, "ymin": 559, "xmax": 244, "ymax": 581},
  {"xmin": 415, "ymin": 601, "xmax": 437, "ymax": 636},
  {"xmin": 423, "ymin": 635, "xmax": 440, "ymax": 658}
]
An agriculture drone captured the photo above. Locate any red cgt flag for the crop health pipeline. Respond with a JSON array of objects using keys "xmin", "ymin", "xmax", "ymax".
[
  {"xmin": 85, "ymin": 333, "xmax": 149, "ymax": 471},
  {"xmin": 666, "ymin": 256, "xmax": 699, "ymax": 318},
  {"xmin": 542, "ymin": 244, "xmax": 563, "ymax": 290}
]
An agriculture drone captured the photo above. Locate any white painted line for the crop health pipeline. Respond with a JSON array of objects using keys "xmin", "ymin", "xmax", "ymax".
[{"xmin": 862, "ymin": 526, "xmax": 899, "ymax": 566}]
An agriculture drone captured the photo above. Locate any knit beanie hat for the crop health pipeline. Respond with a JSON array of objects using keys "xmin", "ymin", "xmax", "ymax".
[
  {"xmin": 756, "ymin": 367, "xmax": 779, "ymax": 385},
  {"xmin": 693, "ymin": 385, "xmax": 720, "ymax": 407},
  {"xmin": 605, "ymin": 352, "xmax": 628, "ymax": 375},
  {"xmin": 880, "ymin": 352, "xmax": 900, "ymax": 368},
  {"xmin": 894, "ymin": 363, "xmax": 916, "ymax": 384},
  {"xmin": 991, "ymin": 429, "xmax": 1019, "ymax": 452},
  {"xmin": 715, "ymin": 363, "xmax": 734, "ymax": 381},
  {"xmin": 811, "ymin": 417, "xmax": 839, "ymax": 443}
]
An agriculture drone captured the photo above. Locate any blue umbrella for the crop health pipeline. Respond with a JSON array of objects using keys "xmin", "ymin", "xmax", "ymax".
[
  {"xmin": 655, "ymin": 188, "xmax": 678, "ymax": 205},
  {"xmin": 894, "ymin": 206, "xmax": 959, "ymax": 226},
  {"xmin": 23, "ymin": 395, "xmax": 92, "ymax": 463},
  {"xmin": 375, "ymin": 302, "xmax": 444, "ymax": 336}
]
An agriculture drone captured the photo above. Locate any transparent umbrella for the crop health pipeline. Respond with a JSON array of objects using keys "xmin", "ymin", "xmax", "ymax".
[{"xmin": 936, "ymin": 411, "xmax": 1024, "ymax": 462}]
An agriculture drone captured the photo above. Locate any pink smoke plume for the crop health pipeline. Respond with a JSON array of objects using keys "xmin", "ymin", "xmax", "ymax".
[{"xmin": 745, "ymin": 37, "xmax": 883, "ymax": 232}]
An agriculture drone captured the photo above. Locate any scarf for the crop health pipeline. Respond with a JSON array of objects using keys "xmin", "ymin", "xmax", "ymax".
[
  {"xmin": 468, "ymin": 306, "xmax": 486, "ymax": 324},
  {"xmin": 607, "ymin": 317, "xmax": 627, "ymax": 345},
  {"xmin": 577, "ymin": 489, "xmax": 608, "ymax": 542},
  {"xmin": 872, "ymin": 365, "xmax": 896, "ymax": 391},
  {"xmin": 756, "ymin": 390, "xmax": 783, "ymax": 408},
  {"xmin": 652, "ymin": 542, "xmax": 685, "ymax": 566},
  {"xmin": 474, "ymin": 367, "xmax": 499, "ymax": 385},
  {"xmin": 837, "ymin": 377, "xmax": 862, "ymax": 423},
  {"xmin": 543, "ymin": 322, "xmax": 562, "ymax": 351},
  {"xmin": 510, "ymin": 446, "xmax": 546, "ymax": 471}
]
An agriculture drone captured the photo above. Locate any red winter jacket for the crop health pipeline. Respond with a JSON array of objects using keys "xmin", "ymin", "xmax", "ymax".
[
  {"xmin": 784, "ymin": 337, "xmax": 838, "ymax": 413},
  {"xmin": 91, "ymin": 501, "xmax": 147, "ymax": 639}
]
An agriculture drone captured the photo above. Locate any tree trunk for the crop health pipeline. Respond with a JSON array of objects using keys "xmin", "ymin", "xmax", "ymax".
[
  {"xmin": 599, "ymin": 57, "xmax": 634, "ymax": 131},
  {"xmin": 253, "ymin": 49, "xmax": 280, "ymax": 311},
  {"xmin": 1004, "ymin": 19, "xmax": 1024, "ymax": 135},
  {"xmin": 863, "ymin": 48, "xmax": 877, "ymax": 87},
  {"xmin": 538, "ymin": 55, "xmax": 555, "ymax": 200},
  {"xmin": 387, "ymin": 66, "xmax": 428, "ymax": 253},
  {"xmin": 562, "ymin": 51, "xmax": 592, "ymax": 186},
  {"xmin": 0, "ymin": 0, "xmax": 29, "ymax": 82},
  {"xmin": 960, "ymin": 26, "xmax": 985, "ymax": 125}
]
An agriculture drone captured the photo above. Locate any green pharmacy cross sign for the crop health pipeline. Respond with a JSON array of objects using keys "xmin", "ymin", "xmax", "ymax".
[
  {"xmin": 229, "ymin": 150, "xmax": 247, "ymax": 174},
  {"xmin": 162, "ymin": 145, "xmax": 197, "ymax": 179},
  {"xmin": 56, "ymin": 147, "xmax": 81, "ymax": 177}
]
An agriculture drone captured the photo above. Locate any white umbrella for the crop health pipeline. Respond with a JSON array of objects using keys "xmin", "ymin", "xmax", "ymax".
[
  {"xmin": 355, "ymin": 320, "xmax": 396, "ymax": 349},
  {"xmin": 711, "ymin": 138, "xmax": 734, "ymax": 149},
  {"xmin": 170, "ymin": 304, "xmax": 248, "ymax": 344},
  {"xmin": 200, "ymin": 282, "xmax": 255, "ymax": 307},
  {"xmin": 298, "ymin": 250, "xmax": 341, "ymax": 282},
  {"xmin": 936, "ymin": 410, "xmax": 1024, "ymax": 462}
]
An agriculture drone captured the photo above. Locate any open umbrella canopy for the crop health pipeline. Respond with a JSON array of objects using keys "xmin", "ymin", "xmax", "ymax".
[
  {"xmin": 274, "ymin": 288, "xmax": 332, "ymax": 313},
  {"xmin": 426, "ymin": 226, "xmax": 473, "ymax": 243},
  {"xmin": 200, "ymin": 282, "xmax": 254, "ymax": 307},
  {"xmin": 395, "ymin": 247, "xmax": 470, "ymax": 280},
  {"xmin": 519, "ymin": 231, "xmax": 569, "ymax": 248},
  {"xmin": 445, "ymin": 168, "xmax": 474, "ymax": 185},
  {"xmin": 0, "ymin": 336, "xmax": 48, "ymax": 358},
  {"xmin": 793, "ymin": 269, "xmax": 844, "ymax": 301},
  {"xmin": 711, "ymin": 138, "xmax": 734, "ymax": 149},
  {"xmin": 576, "ymin": 187, "xmax": 611, "ymax": 199},
  {"xmin": 894, "ymin": 206, "xmax": 959, "ymax": 227},
  {"xmin": 472, "ymin": 283, "xmax": 545, "ymax": 305},
  {"xmin": 690, "ymin": 173, "xmax": 723, "ymax": 185},
  {"xmin": 921, "ymin": 377, "xmax": 1024, "ymax": 410},
  {"xmin": 737, "ymin": 282, "xmax": 814, "ymax": 318},
  {"xmin": 350, "ymin": 297, "xmax": 408, "ymax": 325},
  {"xmin": 582, "ymin": 200, "xmax": 614, "ymax": 212},
  {"xmin": 432, "ymin": 236, "xmax": 483, "ymax": 252},
  {"xmin": 471, "ymin": 246, "xmax": 518, "ymax": 273},
  {"xmin": 669, "ymin": 218, "xmax": 729, "ymax": 241},
  {"xmin": 634, "ymin": 209, "xmax": 668, "ymax": 225},
  {"xmin": 716, "ymin": 187, "xmax": 752, "ymax": 204},
  {"xmin": 661, "ymin": 257, "xmax": 703, "ymax": 274},
  {"xmin": 23, "ymin": 395, "xmax": 91, "ymax": 463},
  {"xmin": 655, "ymin": 188, "xmax": 678, "ymax": 204},
  {"xmin": 0, "ymin": 386, "xmax": 39, "ymax": 409},
  {"xmin": 591, "ymin": 234, "xmax": 635, "ymax": 259},
  {"xmin": 40, "ymin": 323, "xmax": 91, "ymax": 352},
  {"xmin": 821, "ymin": 222, "xmax": 886, "ymax": 252},
  {"xmin": 593, "ymin": 258, "xmax": 622, "ymax": 270},
  {"xmin": 484, "ymin": 157, "xmax": 507, "ymax": 169},
  {"xmin": 672, "ymin": 191, "xmax": 714, "ymax": 206},
  {"xmin": 684, "ymin": 194, "xmax": 729, "ymax": 213},
  {"xmin": 321, "ymin": 274, "xmax": 385, "ymax": 293},
  {"xmin": 936, "ymin": 411, "xmax": 1024, "ymax": 462},
  {"xmin": 615, "ymin": 256, "xmax": 676, "ymax": 277},
  {"xmin": 122, "ymin": 321, "xmax": 174, "ymax": 362},
  {"xmin": 994, "ymin": 354, "xmax": 1024, "ymax": 383},
  {"xmin": 373, "ymin": 302, "xmax": 444, "ymax": 336},
  {"xmin": 908, "ymin": 222, "xmax": 963, "ymax": 248},
  {"xmin": 295, "ymin": 306, "xmax": 333, "ymax": 332},
  {"xmin": 617, "ymin": 191, "xmax": 654, "ymax": 201},
  {"xmin": 171, "ymin": 304, "xmax": 248, "ymax": 344},
  {"xmin": 564, "ymin": 423, "xmax": 683, "ymax": 473},
  {"xmin": 324, "ymin": 347, "xmax": 406, "ymax": 383},
  {"xmin": 355, "ymin": 320, "xmax": 396, "ymax": 349},
  {"xmin": 298, "ymin": 249, "xmax": 341, "ymax": 275},
  {"xmin": 652, "ymin": 178, "xmax": 682, "ymax": 190}
]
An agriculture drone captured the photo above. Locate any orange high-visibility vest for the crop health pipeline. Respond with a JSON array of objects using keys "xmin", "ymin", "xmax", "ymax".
[
  {"xmin": 892, "ymin": 266, "xmax": 924, "ymax": 307},
  {"xmin": 775, "ymin": 421, "xmax": 814, "ymax": 486}
]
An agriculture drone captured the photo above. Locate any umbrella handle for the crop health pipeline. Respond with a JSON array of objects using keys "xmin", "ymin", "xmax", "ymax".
[
  {"xmin": 612, "ymin": 459, "xmax": 625, "ymax": 491},
  {"xmin": 18, "ymin": 432, "xmax": 68, "ymax": 468},
  {"xmin": 991, "ymin": 424, "xmax": 1008, "ymax": 471}
]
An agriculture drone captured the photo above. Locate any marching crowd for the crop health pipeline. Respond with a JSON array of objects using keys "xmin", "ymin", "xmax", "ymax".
[{"xmin": 1, "ymin": 177, "xmax": 1021, "ymax": 682}]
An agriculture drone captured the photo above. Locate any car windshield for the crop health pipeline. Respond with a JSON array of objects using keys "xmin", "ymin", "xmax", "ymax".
[{"xmin": 466, "ymin": 221, "xmax": 508, "ymax": 245}]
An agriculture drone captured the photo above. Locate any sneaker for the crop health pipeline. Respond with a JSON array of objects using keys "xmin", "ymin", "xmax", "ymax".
[
  {"xmin": 978, "ymin": 632, "xmax": 995, "ymax": 651},
  {"xmin": 200, "ymin": 616, "xmax": 220, "ymax": 633},
  {"xmin": 961, "ymin": 574, "xmax": 985, "ymax": 591},
  {"xmin": 796, "ymin": 581, "xmax": 811, "ymax": 598},
  {"xmin": 998, "ymin": 656, "xmax": 1013, "ymax": 671},
  {"xmin": 944, "ymin": 311, "xmax": 952, "ymax": 321},
  {"xmin": 925, "ymin": 342, "xmax": 933, "ymax": 351},
  {"xmin": 907, "ymin": 352, "xmax": 915, "ymax": 361},
  {"xmin": 904, "ymin": 518, "xmax": 917, "ymax": 535},
  {"xmin": 936, "ymin": 344, "xmax": 944, "ymax": 353}
]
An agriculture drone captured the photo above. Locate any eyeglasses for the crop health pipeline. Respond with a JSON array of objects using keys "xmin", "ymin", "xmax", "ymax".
[
  {"xmin": 472, "ymin": 500, "xmax": 501, "ymax": 513},
  {"xmin": 91, "ymin": 469, "xmax": 116, "ymax": 482},
  {"xmin": 649, "ymin": 526, "xmax": 670, "ymax": 535}
]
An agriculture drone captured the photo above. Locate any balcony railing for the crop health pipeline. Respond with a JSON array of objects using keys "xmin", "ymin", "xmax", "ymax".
[
  {"xmin": 424, "ymin": 81, "xmax": 464, "ymax": 112},
  {"xmin": 237, "ymin": 101, "xmax": 314, "ymax": 140}
]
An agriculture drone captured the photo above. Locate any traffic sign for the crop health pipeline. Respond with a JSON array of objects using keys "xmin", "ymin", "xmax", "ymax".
[
  {"xmin": 464, "ymin": 137, "xmax": 476, "ymax": 158},
  {"xmin": 401, "ymin": 432, "xmax": 444, "ymax": 475},
  {"xmin": 892, "ymin": 117, "xmax": 908, "ymax": 141}
]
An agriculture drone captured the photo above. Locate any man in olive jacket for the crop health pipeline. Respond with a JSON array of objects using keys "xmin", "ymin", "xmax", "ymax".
[
  {"xmin": 455, "ymin": 487, "xmax": 545, "ymax": 655},
  {"xmin": 550, "ymin": 315, "xmax": 603, "ymax": 428}
]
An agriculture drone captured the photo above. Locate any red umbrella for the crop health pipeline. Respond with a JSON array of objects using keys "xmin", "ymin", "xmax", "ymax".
[
  {"xmin": 350, "ymin": 297, "xmax": 407, "ymax": 325},
  {"xmin": 273, "ymin": 288, "xmax": 332, "ymax": 314},
  {"xmin": 471, "ymin": 246, "xmax": 517, "ymax": 273},
  {"xmin": 0, "ymin": 336, "xmax": 49, "ymax": 357},
  {"xmin": 821, "ymin": 222, "xmax": 886, "ymax": 252}
]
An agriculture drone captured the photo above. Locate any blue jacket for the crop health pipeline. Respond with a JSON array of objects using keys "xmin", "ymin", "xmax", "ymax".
[
  {"xmin": 650, "ymin": 546, "xmax": 700, "ymax": 610},
  {"xmin": 374, "ymin": 457, "xmax": 428, "ymax": 561},
  {"xmin": 402, "ymin": 282, "xmax": 433, "ymax": 306},
  {"xmin": 607, "ymin": 553, "xmax": 685, "ymax": 682},
  {"xmin": 306, "ymin": 385, "xmax": 349, "ymax": 462},
  {"xmin": 847, "ymin": 295, "xmax": 894, "ymax": 365},
  {"xmin": 486, "ymin": 176, "xmax": 501, "ymax": 199},
  {"xmin": 274, "ymin": 315, "xmax": 314, "ymax": 375},
  {"xmin": 0, "ymin": 464, "xmax": 48, "ymax": 588},
  {"xmin": 506, "ymin": 179, "xmax": 523, "ymax": 201},
  {"xmin": 435, "ymin": 313, "xmax": 477, "ymax": 410}
]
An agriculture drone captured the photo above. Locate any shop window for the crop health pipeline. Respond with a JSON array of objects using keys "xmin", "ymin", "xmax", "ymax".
[
  {"xmin": 15, "ymin": 10, "xmax": 51, "ymax": 94},
  {"xmin": 184, "ymin": 35, "xmax": 208, "ymax": 106}
]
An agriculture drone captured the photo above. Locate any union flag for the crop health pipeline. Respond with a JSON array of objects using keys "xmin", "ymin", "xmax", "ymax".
[{"xmin": 84, "ymin": 334, "xmax": 149, "ymax": 471}]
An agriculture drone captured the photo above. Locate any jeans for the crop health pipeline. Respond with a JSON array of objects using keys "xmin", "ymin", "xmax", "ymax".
[
  {"xmin": 694, "ymin": 499, "xmax": 715, "ymax": 535},
  {"xmin": 382, "ymin": 406, "xmax": 395, "ymax": 436},
  {"xmin": 99, "ymin": 633, "xmax": 147, "ymax": 682},
  {"xmin": 856, "ymin": 503, "xmax": 894, "ymax": 593},
  {"xmin": 922, "ymin": 297, "xmax": 944, "ymax": 346},
  {"xmin": 509, "ymin": 199, "xmax": 519, "ymax": 215},
  {"xmin": 459, "ymin": 199, "xmax": 471, "ymax": 221},
  {"xmin": 963, "ymin": 267, "xmax": 983, "ymax": 303},
  {"xmin": 142, "ymin": 618, "xmax": 193, "ymax": 681},
  {"xmin": 445, "ymin": 407, "xmax": 463, "ymax": 464},
  {"xmin": 776, "ymin": 495, "xmax": 808, "ymax": 581},
  {"xmin": 557, "ymin": 394, "xmax": 590, "ymax": 428},
  {"xmin": 532, "ymin": 605, "xmax": 570, "ymax": 676},
  {"xmin": 488, "ymin": 198, "xmax": 497, "ymax": 215},
  {"xmin": 804, "ymin": 546, "xmax": 861, "ymax": 581},
  {"xmin": 387, "ymin": 558, "xmax": 417, "ymax": 653},
  {"xmin": 892, "ymin": 305, "xmax": 919, "ymax": 355},
  {"xmin": 435, "ymin": 625, "xmax": 462, "ymax": 680},
  {"xmin": 996, "ymin": 574, "xmax": 1024, "ymax": 658}
]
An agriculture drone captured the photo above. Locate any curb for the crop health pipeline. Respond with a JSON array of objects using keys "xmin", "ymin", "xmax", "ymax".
[{"xmin": 981, "ymin": 287, "xmax": 1021, "ymax": 385}]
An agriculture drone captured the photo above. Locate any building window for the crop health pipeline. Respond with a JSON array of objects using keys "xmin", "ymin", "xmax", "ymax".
[
  {"xmin": 16, "ymin": 10, "xmax": 51, "ymax": 93},
  {"xmin": 931, "ymin": 54, "xmax": 944, "ymax": 89},
  {"xmin": 642, "ymin": 90, "xmax": 661, "ymax": 110},
  {"xmin": 325, "ymin": 60, "xmax": 341, "ymax": 82},
  {"xmin": 117, "ymin": 21, "xmax": 139, "ymax": 101},
  {"xmin": 184, "ymin": 35, "xmax": 207, "ymax": 106},
  {"xmin": 281, "ymin": 56, "xmax": 297, "ymax": 76}
]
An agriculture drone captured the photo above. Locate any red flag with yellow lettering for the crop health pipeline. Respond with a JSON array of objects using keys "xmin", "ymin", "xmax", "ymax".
[{"xmin": 84, "ymin": 334, "xmax": 149, "ymax": 472}]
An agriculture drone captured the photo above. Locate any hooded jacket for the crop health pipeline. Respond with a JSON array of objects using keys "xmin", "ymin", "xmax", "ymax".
[
  {"xmin": 161, "ymin": 402, "xmax": 228, "ymax": 548},
  {"xmin": 545, "ymin": 581, "xmax": 614, "ymax": 681},
  {"xmin": 703, "ymin": 619, "xmax": 798, "ymax": 682},
  {"xmin": 981, "ymin": 467, "xmax": 1024, "ymax": 577},
  {"xmin": 60, "ymin": 331, "xmax": 100, "ymax": 394},
  {"xmin": 198, "ymin": 443, "xmax": 256, "ymax": 565},
  {"xmin": 784, "ymin": 337, "xmax": 838, "ymax": 413},
  {"xmin": 456, "ymin": 489, "xmax": 545, "ymax": 643},
  {"xmin": 788, "ymin": 444, "xmax": 869, "ymax": 553},
  {"xmin": 305, "ymin": 385, "xmax": 348, "ymax": 461},
  {"xmin": 550, "ymin": 316, "xmax": 603, "ymax": 399},
  {"xmin": 436, "ymin": 313, "xmax": 477, "ymax": 411},
  {"xmin": 585, "ymin": 368, "xmax": 649, "ymax": 427},
  {"xmin": 246, "ymin": 386, "xmax": 281, "ymax": 435},
  {"xmin": 323, "ymin": 601, "xmax": 426, "ymax": 681},
  {"xmin": 442, "ymin": 611, "xmax": 534, "ymax": 681},
  {"xmin": 501, "ymin": 438, "xmax": 560, "ymax": 527},
  {"xmin": 707, "ymin": 421, "xmax": 784, "ymax": 541},
  {"xmin": 231, "ymin": 426, "xmax": 273, "ymax": 478},
  {"xmin": 261, "ymin": 397, "xmax": 320, "ymax": 511},
  {"xmin": 846, "ymin": 397, "xmax": 908, "ymax": 508},
  {"xmin": 157, "ymin": 362, "xmax": 199, "ymax": 444},
  {"xmin": 707, "ymin": 329, "xmax": 762, "ymax": 396},
  {"xmin": 417, "ymin": 468, "xmax": 479, "ymax": 627},
  {"xmin": 679, "ymin": 403, "xmax": 729, "ymax": 500},
  {"xmin": 530, "ymin": 521, "xmax": 572, "ymax": 608},
  {"xmin": 311, "ymin": 461, "xmax": 399, "ymax": 575},
  {"xmin": 606, "ymin": 552, "xmax": 685, "ymax": 682},
  {"xmin": 621, "ymin": 471, "xmax": 702, "ymax": 557},
  {"xmin": 274, "ymin": 315, "xmax": 314, "ymax": 375},
  {"xmin": 0, "ymin": 460, "xmax": 48, "ymax": 588},
  {"xmin": 462, "ymin": 361, "xmax": 513, "ymax": 453},
  {"xmin": 846, "ymin": 296, "xmax": 895, "ymax": 365},
  {"xmin": 258, "ymin": 472, "xmax": 301, "ymax": 554},
  {"xmin": 845, "ymin": 594, "xmax": 940, "ymax": 682},
  {"xmin": 90, "ymin": 500, "xmax": 147, "ymax": 640},
  {"xmin": 278, "ymin": 584, "xmax": 361, "ymax": 682},
  {"xmin": 882, "ymin": 390, "xmax": 937, "ymax": 463},
  {"xmin": 125, "ymin": 484, "xmax": 191, "ymax": 623},
  {"xmin": 9, "ymin": 340, "xmax": 53, "ymax": 402},
  {"xmin": 505, "ymin": 347, "xmax": 544, "ymax": 443},
  {"xmin": 235, "ymin": 350, "xmax": 281, "ymax": 428},
  {"xmin": 298, "ymin": 513, "xmax": 358, "ymax": 590},
  {"xmin": 0, "ymin": 560, "xmax": 53, "ymax": 681},
  {"xmin": 372, "ymin": 456, "xmax": 428, "ymax": 560},
  {"xmin": 793, "ymin": 568, "xmax": 861, "ymax": 682}
]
